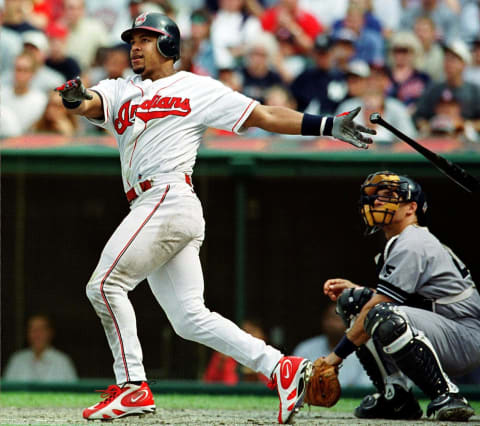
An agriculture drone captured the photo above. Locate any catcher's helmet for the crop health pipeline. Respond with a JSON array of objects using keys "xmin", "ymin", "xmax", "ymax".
[
  {"xmin": 359, "ymin": 171, "xmax": 427, "ymax": 234},
  {"xmin": 121, "ymin": 12, "xmax": 180, "ymax": 62}
]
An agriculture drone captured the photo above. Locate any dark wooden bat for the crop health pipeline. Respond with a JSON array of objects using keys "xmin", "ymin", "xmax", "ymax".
[{"xmin": 369, "ymin": 112, "xmax": 480, "ymax": 193}]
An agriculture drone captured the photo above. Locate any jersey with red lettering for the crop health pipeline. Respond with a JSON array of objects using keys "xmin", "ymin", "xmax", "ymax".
[{"xmin": 87, "ymin": 71, "xmax": 258, "ymax": 191}]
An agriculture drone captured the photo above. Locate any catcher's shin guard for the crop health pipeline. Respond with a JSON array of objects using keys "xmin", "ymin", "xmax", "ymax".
[
  {"xmin": 355, "ymin": 343, "xmax": 386, "ymax": 393},
  {"xmin": 365, "ymin": 303, "xmax": 458, "ymax": 401}
]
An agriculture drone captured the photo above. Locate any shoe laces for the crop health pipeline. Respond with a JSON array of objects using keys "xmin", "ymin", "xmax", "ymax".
[{"xmin": 96, "ymin": 385, "xmax": 122, "ymax": 405}]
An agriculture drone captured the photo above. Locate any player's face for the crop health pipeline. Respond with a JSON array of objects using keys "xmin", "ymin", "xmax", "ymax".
[{"xmin": 129, "ymin": 31, "xmax": 164, "ymax": 78}]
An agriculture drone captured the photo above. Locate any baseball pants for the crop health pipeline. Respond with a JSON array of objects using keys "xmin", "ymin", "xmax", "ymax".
[{"xmin": 86, "ymin": 176, "xmax": 282, "ymax": 384}]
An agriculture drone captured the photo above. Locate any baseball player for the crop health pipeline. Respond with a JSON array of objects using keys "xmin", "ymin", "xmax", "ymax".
[
  {"xmin": 55, "ymin": 12, "xmax": 375, "ymax": 423},
  {"xmin": 323, "ymin": 171, "xmax": 480, "ymax": 421}
]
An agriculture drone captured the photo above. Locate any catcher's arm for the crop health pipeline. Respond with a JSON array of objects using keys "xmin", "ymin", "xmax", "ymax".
[
  {"xmin": 324, "ymin": 293, "xmax": 393, "ymax": 366},
  {"xmin": 55, "ymin": 77, "xmax": 103, "ymax": 119},
  {"xmin": 323, "ymin": 278, "xmax": 360, "ymax": 301}
]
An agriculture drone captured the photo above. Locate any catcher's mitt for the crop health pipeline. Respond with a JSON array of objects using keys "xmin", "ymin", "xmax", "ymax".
[{"xmin": 304, "ymin": 357, "xmax": 341, "ymax": 407}]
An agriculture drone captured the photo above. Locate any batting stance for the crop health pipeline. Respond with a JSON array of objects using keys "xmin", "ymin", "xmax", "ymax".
[
  {"xmin": 56, "ymin": 12, "xmax": 375, "ymax": 423},
  {"xmin": 323, "ymin": 171, "xmax": 480, "ymax": 421}
]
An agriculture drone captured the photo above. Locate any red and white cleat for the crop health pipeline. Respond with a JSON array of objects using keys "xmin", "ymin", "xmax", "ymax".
[
  {"xmin": 270, "ymin": 356, "xmax": 313, "ymax": 424},
  {"xmin": 83, "ymin": 381, "xmax": 156, "ymax": 421}
]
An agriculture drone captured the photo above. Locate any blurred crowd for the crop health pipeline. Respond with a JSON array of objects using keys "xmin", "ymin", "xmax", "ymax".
[{"xmin": 3, "ymin": 0, "xmax": 480, "ymax": 143}]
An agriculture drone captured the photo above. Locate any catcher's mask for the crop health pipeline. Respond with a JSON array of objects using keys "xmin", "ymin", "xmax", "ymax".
[
  {"xmin": 121, "ymin": 12, "xmax": 181, "ymax": 63},
  {"xmin": 359, "ymin": 171, "xmax": 427, "ymax": 234}
]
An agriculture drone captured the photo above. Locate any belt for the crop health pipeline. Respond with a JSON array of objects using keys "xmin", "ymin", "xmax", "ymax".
[{"xmin": 126, "ymin": 174, "xmax": 192, "ymax": 203}]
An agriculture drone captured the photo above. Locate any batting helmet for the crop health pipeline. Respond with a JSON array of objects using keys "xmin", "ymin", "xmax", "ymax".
[
  {"xmin": 359, "ymin": 171, "xmax": 427, "ymax": 234},
  {"xmin": 121, "ymin": 12, "xmax": 181, "ymax": 62}
]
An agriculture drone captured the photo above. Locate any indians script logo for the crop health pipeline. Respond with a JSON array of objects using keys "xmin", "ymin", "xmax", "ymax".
[
  {"xmin": 135, "ymin": 12, "xmax": 148, "ymax": 26},
  {"xmin": 114, "ymin": 95, "xmax": 192, "ymax": 134}
]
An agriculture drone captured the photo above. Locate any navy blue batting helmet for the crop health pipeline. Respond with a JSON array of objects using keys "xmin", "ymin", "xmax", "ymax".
[{"xmin": 121, "ymin": 12, "xmax": 181, "ymax": 62}]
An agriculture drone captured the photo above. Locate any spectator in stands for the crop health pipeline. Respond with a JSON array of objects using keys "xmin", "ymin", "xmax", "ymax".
[
  {"xmin": 414, "ymin": 39, "xmax": 480, "ymax": 134},
  {"xmin": 298, "ymin": 0, "xmax": 348, "ymax": 32},
  {"xmin": 464, "ymin": 37, "xmax": 480, "ymax": 88},
  {"xmin": 330, "ymin": 28, "xmax": 358, "ymax": 75},
  {"xmin": 414, "ymin": 15, "xmax": 444, "ymax": 82},
  {"xmin": 259, "ymin": 0, "xmax": 323, "ymax": 78},
  {"xmin": 88, "ymin": 45, "xmax": 131, "ymax": 85},
  {"xmin": 210, "ymin": 0, "xmax": 262, "ymax": 70},
  {"xmin": 3, "ymin": 314, "xmax": 78, "ymax": 382},
  {"xmin": 259, "ymin": 0, "xmax": 323, "ymax": 52},
  {"xmin": 387, "ymin": 31, "xmax": 430, "ymax": 114},
  {"xmin": 369, "ymin": 0, "xmax": 403, "ymax": 38},
  {"xmin": 399, "ymin": 0, "xmax": 459, "ymax": 42},
  {"xmin": 240, "ymin": 32, "xmax": 285, "ymax": 103},
  {"xmin": 45, "ymin": 23, "xmax": 81, "ymax": 81},
  {"xmin": 459, "ymin": 0, "xmax": 480, "ymax": 44},
  {"xmin": 423, "ymin": 88, "xmax": 478, "ymax": 143},
  {"xmin": 332, "ymin": 0, "xmax": 383, "ymax": 35},
  {"xmin": 109, "ymin": 0, "xmax": 146, "ymax": 46},
  {"xmin": 62, "ymin": 0, "xmax": 110, "ymax": 70},
  {"xmin": 33, "ymin": 91, "xmax": 79, "ymax": 136},
  {"xmin": 178, "ymin": 8, "xmax": 217, "ymax": 77},
  {"xmin": 336, "ymin": 64, "xmax": 417, "ymax": 143},
  {"xmin": 290, "ymin": 34, "xmax": 342, "ymax": 114},
  {"xmin": 343, "ymin": 59, "xmax": 370, "ymax": 100},
  {"xmin": 2, "ymin": 0, "xmax": 40, "ymax": 33},
  {"xmin": 0, "ymin": 104, "xmax": 22, "ymax": 138},
  {"xmin": 0, "ymin": 51, "xmax": 48, "ymax": 135},
  {"xmin": 22, "ymin": 30, "xmax": 64, "ymax": 92},
  {"xmin": 293, "ymin": 303, "xmax": 370, "ymax": 387},
  {"xmin": 0, "ymin": 12, "xmax": 23, "ymax": 75},
  {"xmin": 332, "ymin": 3, "xmax": 385, "ymax": 66}
]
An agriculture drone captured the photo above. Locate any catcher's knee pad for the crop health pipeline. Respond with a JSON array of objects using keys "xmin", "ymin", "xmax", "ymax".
[
  {"xmin": 336, "ymin": 287, "xmax": 374, "ymax": 326},
  {"xmin": 364, "ymin": 302, "xmax": 409, "ymax": 349}
]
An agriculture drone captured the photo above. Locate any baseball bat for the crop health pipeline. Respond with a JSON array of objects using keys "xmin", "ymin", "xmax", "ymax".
[{"xmin": 369, "ymin": 112, "xmax": 480, "ymax": 193}]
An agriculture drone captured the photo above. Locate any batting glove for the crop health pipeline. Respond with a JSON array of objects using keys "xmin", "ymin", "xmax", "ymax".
[
  {"xmin": 332, "ymin": 107, "xmax": 376, "ymax": 149},
  {"xmin": 55, "ymin": 76, "xmax": 92, "ymax": 107}
]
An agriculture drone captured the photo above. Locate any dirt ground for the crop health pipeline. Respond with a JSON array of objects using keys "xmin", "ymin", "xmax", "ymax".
[{"xmin": 0, "ymin": 407, "xmax": 479, "ymax": 425}]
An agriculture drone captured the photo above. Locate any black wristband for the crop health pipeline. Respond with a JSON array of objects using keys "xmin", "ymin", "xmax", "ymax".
[
  {"xmin": 62, "ymin": 98, "xmax": 82, "ymax": 109},
  {"xmin": 301, "ymin": 114, "xmax": 334, "ymax": 136},
  {"xmin": 333, "ymin": 335, "xmax": 357, "ymax": 359}
]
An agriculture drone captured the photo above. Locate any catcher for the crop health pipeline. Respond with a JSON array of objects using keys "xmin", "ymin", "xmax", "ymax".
[{"xmin": 317, "ymin": 171, "xmax": 480, "ymax": 421}]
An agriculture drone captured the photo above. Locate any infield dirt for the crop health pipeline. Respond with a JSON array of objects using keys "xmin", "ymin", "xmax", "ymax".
[{"xmin": 0, "ymin": 407, "xmax": 479, "ymax": 425}]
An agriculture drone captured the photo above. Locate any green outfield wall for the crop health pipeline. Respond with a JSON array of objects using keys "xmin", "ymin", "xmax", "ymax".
[{"xmin": 1, "ymin": 135, "xmax": 479, "ymax": 381}]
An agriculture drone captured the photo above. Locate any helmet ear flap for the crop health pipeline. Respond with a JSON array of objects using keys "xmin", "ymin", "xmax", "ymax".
[{"xmin": 156, "ymin": 33, "xmax": 179, "ymax": 61}]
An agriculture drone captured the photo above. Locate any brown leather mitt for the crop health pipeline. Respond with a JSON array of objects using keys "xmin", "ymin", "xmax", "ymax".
[{"xmin": 304, "ymin": 357, "xmax": 341, "ymax": 407}]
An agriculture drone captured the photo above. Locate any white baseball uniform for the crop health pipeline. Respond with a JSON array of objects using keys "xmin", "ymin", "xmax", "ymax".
[{"xmin": 85, "ymin": 71, "xmax": 282, "ymax": 384}]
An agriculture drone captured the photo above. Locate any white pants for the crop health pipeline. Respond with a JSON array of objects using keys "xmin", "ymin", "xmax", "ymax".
[{"xmin": 86, "ymin": 177, "xmax": 282, "ymax": 384}]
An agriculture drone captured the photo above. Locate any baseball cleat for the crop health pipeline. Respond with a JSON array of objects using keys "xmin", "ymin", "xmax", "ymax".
[
  {"xmin": 354, "ymin": 385, "xmax": 422, "ymax": 420},
  {"xmin": 83, "ymin": 381, "xmax": 156, "ymax": 421},
  {"xmin": 427, "ymin": 393, "xmax": 475, "ymax": 421},
  {"xmin": 270, "ymin": 356, "xmax": 313, "ymax": 424}
]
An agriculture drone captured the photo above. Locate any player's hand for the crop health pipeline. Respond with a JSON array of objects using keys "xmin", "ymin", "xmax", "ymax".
[
  {"xmin": 323, "ymin": 278, "xmax": 360, "ymax": 301},
  {"xmin": 55, "ymin": 76, "xmax": 93, "ymax": 103},
  {"xmin": 333, "ymin": 107, "xmax": 376, "ymax": 149}
]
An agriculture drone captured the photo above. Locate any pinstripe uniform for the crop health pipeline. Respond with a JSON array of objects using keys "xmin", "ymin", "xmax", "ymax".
[{"xmin": 375, "ymin": 224, "xmax": 480, "ymax": 377}]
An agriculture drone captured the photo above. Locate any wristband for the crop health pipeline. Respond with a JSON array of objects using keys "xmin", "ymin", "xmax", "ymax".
[
  {"xmin": 62, "ymin": 98, "xmax": 82, "ymax": 109},
  {"xmin": 333, "ymin": 335, "xmax": 357, "ymax": 359},
  {"xmin": 301, "ymin": 113, "xmax": 334, "ymax": 136}
]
